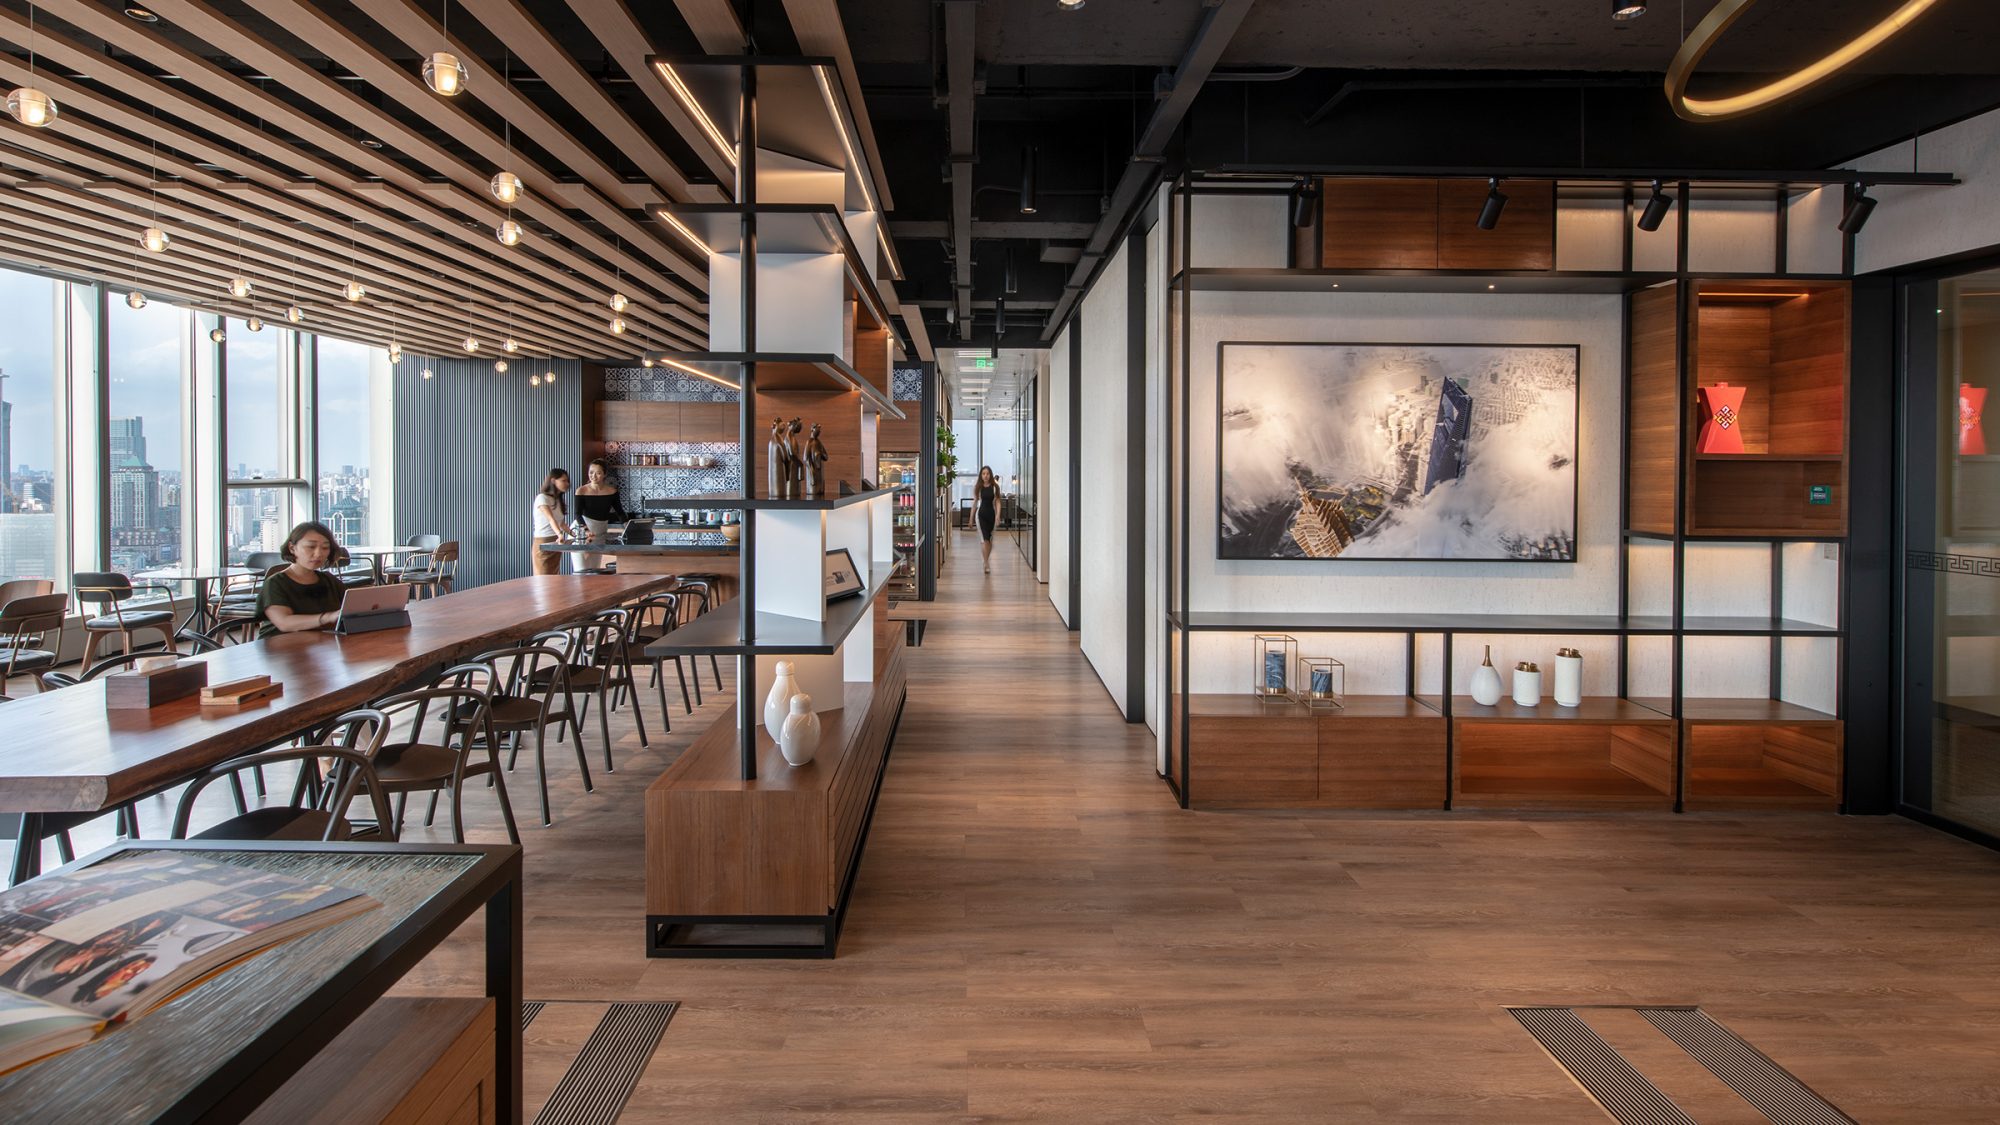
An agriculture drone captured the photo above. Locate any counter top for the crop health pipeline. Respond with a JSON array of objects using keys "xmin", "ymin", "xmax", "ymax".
[{"xmin": 540, "ymin": 543, "xmax": 740, "ymax": 556}]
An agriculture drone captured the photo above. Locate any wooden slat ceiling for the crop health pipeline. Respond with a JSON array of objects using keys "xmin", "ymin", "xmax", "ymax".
[{"xmin": 0, "ymin": 0, "xmax": 834, "ymax": 360}]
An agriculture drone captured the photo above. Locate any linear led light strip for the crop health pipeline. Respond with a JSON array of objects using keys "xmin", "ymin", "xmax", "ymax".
[
  {"xmin": 658, "ymin": 210, "xmax": 715, "ymax": 257},
  {"xmin": 813, "ymin": 64, "xmax": 904, "ymax": 281},
  {"xmin": 652, "ymin": 354, "xmax": 741, "ymax": 390},
  {"xmin": 655, "ymin": 61, "xmax": 737, "ymax": 167},
  {"xmin": 1666, "ymin": 0, "xmax": 1941, "ymax": 122}
]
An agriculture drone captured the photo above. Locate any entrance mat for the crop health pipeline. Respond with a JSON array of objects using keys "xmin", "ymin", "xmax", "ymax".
[
  {"xmin": 528, "ymin": 1000, "xmax": 679, "ymax": 1125},
  {"xmin": 1510, "ymin": 1006, "xmax": 1855, "ymax": 1125}
]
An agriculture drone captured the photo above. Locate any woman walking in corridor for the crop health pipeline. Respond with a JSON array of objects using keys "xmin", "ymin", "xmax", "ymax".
[{"xmin": 976, "ymin": 465, "xmax": 999, "ymax": 574}]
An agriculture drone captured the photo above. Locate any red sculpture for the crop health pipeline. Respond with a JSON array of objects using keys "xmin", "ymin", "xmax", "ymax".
[
  {"xmin": 1697, "ymin": 382, "xmax": 1747, "ymax": 454},
  {"xmin": 1961, "ymin": 383, "xmax": 1987, "ymax": 456}
]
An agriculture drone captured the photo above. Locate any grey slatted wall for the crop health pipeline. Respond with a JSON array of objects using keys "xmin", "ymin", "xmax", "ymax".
[{"xmin": 393, "ymin": 356, "xmax": 583, "ymax": 590}]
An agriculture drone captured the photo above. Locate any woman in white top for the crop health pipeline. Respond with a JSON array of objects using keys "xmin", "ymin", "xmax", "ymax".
[{"xmin": 531, "ymin": 468, "xmax": 571, "ymax": 575}]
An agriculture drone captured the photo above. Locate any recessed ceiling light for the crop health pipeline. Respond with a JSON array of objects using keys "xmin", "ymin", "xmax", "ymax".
[
  {"xmin": 360, "ymin": 138, "xmax": 385, "ymax": 149},
  {"xmin": 1058, "ymin": 0, "xmax": 1085, "ymax": 9},
  {"xmin": 1611, "ymin": 0, "xmax": 1647, "ymax": 19},
  {"xmin": 124, "ymin": 6, "xmax": 161, "ymax": 22}
]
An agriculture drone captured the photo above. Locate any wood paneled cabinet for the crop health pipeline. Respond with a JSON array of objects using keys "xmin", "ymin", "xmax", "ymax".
[
  {"xmin": 598, "ymin": 400, "xmax": 739, "ymax": 444},
  {"xmin": 1184, "ymin": 696, "xmax": 1446, "ymax": 809},
  {"xmin": 246, "ymin": 997, "xmax": 498, "ymax": 1125},
  {"xmin": 1319, "ymin": 177, "xmax": 1554, "ymax": 271}
]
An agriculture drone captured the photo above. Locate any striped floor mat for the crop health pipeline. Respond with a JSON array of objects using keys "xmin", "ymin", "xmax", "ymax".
[{"xmin": 524, "ymin": 1000, "xmax": 678, "ymax": 1125}]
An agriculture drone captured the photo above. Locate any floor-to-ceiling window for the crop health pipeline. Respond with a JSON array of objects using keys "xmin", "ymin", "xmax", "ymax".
[
  {"xmin": 1904, "ymin": 264, "xmax": 2000, "ymax": 840},
  {"xmin": 314, "ymin": 336, "xmax": 381, "ymax": 548},
  {"xmin": 105, "ymin": 296, "xmax": 188, "ymax": 571},
  {"xmin": 224, "ymin": 319, "xmax": 303, "ymax": 564},
  {"xmin": 0, "ymin": 268, "xmax": 64, "ymax": 587}
]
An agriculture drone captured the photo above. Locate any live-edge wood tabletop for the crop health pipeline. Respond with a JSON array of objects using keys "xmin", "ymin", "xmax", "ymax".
[{"xmin": 0, "ymin": 575, "xmax": 675, "ymax": 814}]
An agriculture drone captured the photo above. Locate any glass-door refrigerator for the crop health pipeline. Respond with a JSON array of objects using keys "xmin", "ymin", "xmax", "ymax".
[{"xmin": 877, "ymin": 451, "xmax": 919, "ymax": 601}]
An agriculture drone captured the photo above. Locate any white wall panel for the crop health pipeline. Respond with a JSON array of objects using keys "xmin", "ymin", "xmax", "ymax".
[
  {"xmin": 1048, "ymin": 325, "xmax": 1074, "ymax": 625},
  {"xmin": 1189, "ymin": 193, "xmax": 1289, "ymax": 269},
  {"xmin": 1556, "ymin": 199, "xmax": 1625, "ymax": 272},
  {"xmin": 1855, "ymin": 107, "xmax": 2000, "ymax": 272},
  {"xmin": 1787, "ymin": 187, "xmax": 1845, "ymax": 275},
  {"xmin": 1080, "ymin": 242, "xmax": 1131, "ymax": 708},
  {"xmin": 1147, "ymin": 200, "xmax": 1168, "ymax": 748},
  {"xmin": 1687, "ymin": 200, "xmax": 1778, "ymax": 275}
]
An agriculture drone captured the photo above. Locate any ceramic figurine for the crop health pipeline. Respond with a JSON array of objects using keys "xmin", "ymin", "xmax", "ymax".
[
  {"xmin": 1512, "ymin": 661, "xmax": 1543, "ymax": 708},
  {"xmin": 764, "ymin": 661, "xmax": 798, "ymax": 744},
  {"xmin": 803, "ymin": 422, "xmax": 829, "ymax": 497},
  {"xmin": 1553, "ymin": 648, "xmax": 1583, "ymax": 708},
  {"xmin": 1696, "ymin": 382, "xmax": 1747, "ymax": 454},
  {"xmin": 1962, "ymin": 383, "xmax": 1988, "ymax": 456},
  {"xmin": 1470, "ymin": 645, "xmax": 1503, "ymax": 706},
  {"xmin": 781, "ymin": 693, "xmax": 822, "ymax": 766}
]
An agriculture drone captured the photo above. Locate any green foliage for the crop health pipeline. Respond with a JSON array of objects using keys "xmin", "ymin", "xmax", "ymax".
[{"xmin": 935, "ymin": 425, "xmax": 959, "ymax": 491}]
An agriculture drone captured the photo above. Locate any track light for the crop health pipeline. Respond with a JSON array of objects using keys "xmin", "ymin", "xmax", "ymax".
[
  {"xmin": 1019, "ymin": 146, "xmax": 1038, "ymax": 215},
  {"xmin": 1004, "ymin": 246, "xmax": 1018, "ymax": 296},
  {"xmin": 996, "ymin": 296, "xmax": 1007, "ymax": 338},
  {"xmin": 1476, "ymin": 177, "xmax": 1507, "ymax": 230},
  {"xmin": 1637, "ymin": 180, "xmax": 1673, "ymax": 232},
  {"xmin": 1290, "ymin": 181, "xmax": 1321, "ymax": 229},
  {"xmin": 1839, "ymin": 185, "xmax": 1877, "ymax": 235},
  {"xmin": 1611, "ymin": 0, "xmax": 1647, "ymax": 19}
]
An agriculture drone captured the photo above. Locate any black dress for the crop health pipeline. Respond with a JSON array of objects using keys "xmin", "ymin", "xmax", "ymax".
[{"xmin": 976, "ymin": 483, "xmax": 998, "ymax": 541}]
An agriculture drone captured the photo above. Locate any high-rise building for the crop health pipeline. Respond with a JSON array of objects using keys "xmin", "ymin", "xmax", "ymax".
[
  {"xmin": 109, "ymin": 416, "xmax": 147, "ymax": 468},
  {"xmin": 0, "ymin": 396, "xmax": 13, "ymax": 516}
]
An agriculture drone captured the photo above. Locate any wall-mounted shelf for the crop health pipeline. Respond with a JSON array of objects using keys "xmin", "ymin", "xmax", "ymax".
[
  {"xmin": 1173, "ymin": 267, "xmax": 1672, "ymax": 295},
  {"xmin": 641, "ymin": 352, "xmax": 907, "ymax": 419},
  {"xmin": 645, "ymin": 563, "xmax": 898, "ymax": 656},
  {"xmin": 643, "ymin": 485, "xmax": 907, "ymax": 510},
  {"xmin": 1171, "ymin": 611, "xmax": 1629, "ymax": 634}
]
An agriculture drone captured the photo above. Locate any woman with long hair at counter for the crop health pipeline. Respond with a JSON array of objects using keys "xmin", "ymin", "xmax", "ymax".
[{"xmin": 532, "ymin": 468, "xmax": 571, "ymax": 576}]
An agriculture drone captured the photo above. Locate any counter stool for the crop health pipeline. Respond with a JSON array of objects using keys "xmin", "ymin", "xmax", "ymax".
[{"xmin": 72, "ymin": 571, "xmax": 177, "ymax": 668}]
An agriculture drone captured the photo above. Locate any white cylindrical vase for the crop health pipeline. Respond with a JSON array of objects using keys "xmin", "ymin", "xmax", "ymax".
[
  {"xmin": 1512, "ymin": 662, "xmax": 1542, "ymax": 708},
  {"xmin": 1554, "ymin": 649, "xmax": 1583, "ymax": 708},
  {"xmin": 1470, "ymin": 644, "xmax": 1504, "ymax": 706},
  {"xmin": 764, "ymin": 660, "xmax": 799, "ymax": 744},
  {"xmin": 781, "ymin": 693, "xmax": 822, "ymax": 766}
]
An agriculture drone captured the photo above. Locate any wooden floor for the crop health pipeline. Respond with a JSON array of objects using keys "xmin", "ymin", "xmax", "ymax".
[{"xmin": 33, "ymin": 529, "xmax": 2000, "ymax": 1120}]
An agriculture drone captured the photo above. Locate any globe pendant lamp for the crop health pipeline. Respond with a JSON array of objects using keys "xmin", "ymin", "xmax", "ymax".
[
  {"xmin": 423, "ymin": 51, "xmax": 466, "ymax": 96},
  {"xmin": 529, "ymin": 373, "xmax": 541, "ymax": 387},
  {"xmin": 490, "ymin": 172, "xmax": 522, "ymax": 204},
  {"xmin": 141, "ymin": 227, "xmax": 170, "ymax": 253},
  {"xmin": 608, "ymin": 316, "xmax": 627, "ymax": 335},
  {"xmin": 542, "ymin": 366, "xmax": 555, "ymax": 384},
  {"xmin": 496, "ymin": 219, "xmax": 522, "ymax": 246},
  {"xmin": 503, "ymin": 337, "xmax": 519, "ymax": 353},
  {"xmin": 609, "ymin": 292, "xmax": 629, "ymax": 313},
  {"xmin": 229, "ymin": 276, "xmax": 252, "ymax": 298},
  {"xmin": 286, "ymin": 305, "xmax": 305, "ymax": 324},
  {"xmin": 421, "ymin": 367, "xmax": 434, "ymax": 380},
  {"xmin": 125, "ymin": 290, "xmax": 147, "ymax": 309},
  {"xmin": 388, "ymin": 343, "xmax": 403, "ymax": 364},
  {"xmin": 343, "ymin": 280, "xmax": 365, "ymax": 302},
  {"xmin": 462, "ymin": 336, "xmax": 479, "ymax": 354},
  {"xmin": 246, "ymin": 315, "xmax": 264, "ymax": 332},
  {"xmin": 209, "ymin": 326, "xmax": 226, "ymax": 344},
  {"xmin": 494, "ymin": 358, "xmax": 508, "ymax": 373},
  {"xmin": 6, "ymin": 87, "xmax": 55, "ymax": 128}
]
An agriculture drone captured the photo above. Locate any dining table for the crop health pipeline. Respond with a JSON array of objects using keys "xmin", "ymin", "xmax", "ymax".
[
  {"xmin": 133, "ymin": 565, "xmax": 258, "ymax": 636},
  {"xmin": 339, "ymin": 543, "xmax": 430, "ymax": 583},
  {"xmin": 0, "ymin": 573, "xmax": 676, "ymax": 884}
]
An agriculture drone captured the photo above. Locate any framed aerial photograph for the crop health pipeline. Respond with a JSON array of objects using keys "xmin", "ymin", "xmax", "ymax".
[{"xmin": 1217, "ymin": 341, "xmax": 1579, "ymax": 561}]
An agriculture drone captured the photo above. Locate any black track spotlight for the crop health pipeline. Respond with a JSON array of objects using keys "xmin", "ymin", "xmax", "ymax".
[
  {"xmin": 1019, "ymin": 146, "xmax": 1038, "ymax": 215},
  {"xmin": 1004, "ymin": 245, "xmax": 1019, "ymax": 295},
  {"xmin": 1839, "ymin": 185, "xmax": 1877, "ymax": 235},
  {"xmin": 1476, "ymin": 177, "xmax": 1507, "ymax": 230},
  {"xmin": 995, "ymin": 296, "xmax": 1008, "ymax": 338},
  {"xmin": 1290, "ymin": 180, "xmax": 1321, "ymax": 228},
  {"xmin": 1637, "ymin": 179, "xmax": 1674, "ymax": 232},
  {"xmin": 1611, "ymin": 0, "xmax": 1647, "ymax": 20}
]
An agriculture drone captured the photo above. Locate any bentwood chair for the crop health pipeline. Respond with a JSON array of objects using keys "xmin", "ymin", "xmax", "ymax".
[
  {"xmin": 450, "ymin": 645, "xmax": 589, "ymax": 826},
  {"xmin": 211, "ymin": 553, "xmax": 284, "ymax": 622},
  {"xmin": 669, "ymin": 578, "xmax": 727, "ymax": 695},
  {"xmin": 538, "ymin": 614, "xmax": 651, "ymax": 768},
  {"xmin": 381, "ymin": 534, "xmax": 442, "ymax": 583},
  {"xmin": 622, "ymin": 592, "xmax": 697, "ymax": 722},
  {"xmin": 170, "ymin": 709, "xmax": 395, "ymax": 842},
  {"xmin": 72, "ymin": 571, "xmax": 177, "ymax": 667},
  {"xmin": 369, "ymin": 682, "xmax": 520, "ymax": 845},
  {"xmin": 0, "ymin": 591, "xmax": 66, "ymax": 695},
  {"xmin": 399, "ymin": 540, "xmax": 459, "ymax": 600}
]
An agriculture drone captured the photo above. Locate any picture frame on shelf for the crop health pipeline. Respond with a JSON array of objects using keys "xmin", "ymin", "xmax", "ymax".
[{"xmin": 824, "ymin": 548, "xmax": 866, "ymax": 602}]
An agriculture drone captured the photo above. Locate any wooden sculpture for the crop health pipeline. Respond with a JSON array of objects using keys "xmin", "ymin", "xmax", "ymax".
[{"xmin": 803, "ymin": 422, "xmax": 829, "ymax": 497}]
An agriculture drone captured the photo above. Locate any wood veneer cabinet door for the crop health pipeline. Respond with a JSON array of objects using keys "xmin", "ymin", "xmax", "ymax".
[
  {"xmin": 1626, "ymin": 286, "xmax": 1681, "ymax": 535},
  {"xmin": 599, "ymin": 400, "xmax": 678, "ymax": 443},
  {"xmin": 1320, "ymin": 178, "xmax": 1439, "ymax": 270},
  {"xmin": 1437, "ymin": 179, "xmax": 1554, "ymax": 270},
  {"xmin": 1316, "ymin": 717, "xmax": 1447, "ymax": 808},
  {"xmin": 1189, "ymin": 717, "xmax": 1317, "ymax": 805}
]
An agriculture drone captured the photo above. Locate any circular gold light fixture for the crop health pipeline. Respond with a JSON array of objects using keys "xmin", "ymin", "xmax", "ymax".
[
  {"xmin": 123, "ymin": 7, "xmax": 160, "ymax": 23},
  {"xmin": 494, "ymin": 358, "xmax": 509, "ymax": 373},
  {"xmin": 609, "ymin": 292, "xmax": 629, "ymax": 313},
  {"xmin": 462, "ymin": 336, "xmax": 480, "ymax": 354},
  {"xmin": 608, "ymin": 316, "xmax": 627, "ymax": 335},
  {"xmin": 6, "ymin": 87, "xmax": 56, "ymax": 128},
  {"xmin": 285, "ymin": 304, "xmax": 305, "ymax": 324},
  {"xmin": 1666, "ymin": 0, "xmax": 1942, "ymax": 122},
  {"xmin": 228, "ymin": 275, "xmax": 252, "ymax": 298},
  {"xmin": 542, "ymin": 368, "xmax": 555, "ymax": 384},
  {"xmin": 343, "ymin": 280, "xmax": 366, "ymax": 302},
  {"xmin": 125, "ymin": 290, "xmax": 147, "ymax": 309},
  {"xmin": 529, "ymin": 373, "xmax": 541, "ymax": 387},
  {"xmin": 496, "ymin": 219, "xmax": 523, "ymax": 246},
  {"xmin": 140, "ymin": 226, "xmax": 170, "ymax": 253},
  {"xmin": 500, "ymin": 338, "xmax": 517, "ymax": 354},
  {"xmin": 423, "ymin": 51, "xmax": 466, "ymax": 96},
  {"xmin": 489, "ymin": 171, "xmax": 523, "ymax": 204}
]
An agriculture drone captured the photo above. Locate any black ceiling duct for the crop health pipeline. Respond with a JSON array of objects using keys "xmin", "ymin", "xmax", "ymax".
[
  {"xmin": 1839, "ymin": 186, "xmax": 1878, "ymax": 235},
  {"xmin": 1637, "ymin": 179, "xmax": 1674, "ymax": 232},
  {"xmin": 1476, "ymin": 177, "xmax": 1507, "ymax": 230}
]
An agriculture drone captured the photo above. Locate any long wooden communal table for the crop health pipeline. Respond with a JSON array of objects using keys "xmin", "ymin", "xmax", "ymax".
[{"xmin": 0, "ymin": 574, "xmax": 673, "ymax": 883}]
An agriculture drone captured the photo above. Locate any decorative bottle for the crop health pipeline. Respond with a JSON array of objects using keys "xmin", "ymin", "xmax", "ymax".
[
  {"xmin": 1469, "ymin": 645, "xmax": 1503, "ymax": 706},
  {"xmin": 1553, "ymin": 648, "xmax": 1583, "ymax": 708},
  {"xmin": 781, "ymin": 693, "xmax": 822, "ymax": 767},
  {"xmin": 764, "ymin": 661, "xmax": 798, "ymax": 744},
  {"xmin": 1512, "ymin": 661, "xmax": 1543, "ymax": 708}
]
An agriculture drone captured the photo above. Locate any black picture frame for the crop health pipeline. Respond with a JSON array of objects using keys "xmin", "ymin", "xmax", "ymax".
[
  {"xmin": 1216, "ymin": 339, "xmax": 1582, "ymax": 563},
  {"xmin": 824, "ymin": 547, "xmax": 866, "ymax": 602}
]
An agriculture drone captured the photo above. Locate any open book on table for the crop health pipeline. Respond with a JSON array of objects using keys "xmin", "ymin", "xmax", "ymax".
[{"xmin": 0, "ymin": 851, "xmax": 379, "ymax": 1074}]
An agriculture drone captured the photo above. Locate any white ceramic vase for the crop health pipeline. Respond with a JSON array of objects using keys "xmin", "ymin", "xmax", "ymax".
[
  {"xmin": 1512, "ymin": 663, "xmax": 1543, "ymax": 708},
  {"xmin": 1554, "ymin": 650, "xmax": 1583, "ymax": 708},
  {"xmin": 764, "ymin": 661, "xmax": 798, "ymax": 744},
  {"xmin": 1469, "ymin": 645, "xmax": 1503, "ymax": 706},
  {"xmin": 781, "ymin": 693, "xmax": 822, "ymax": 767}
]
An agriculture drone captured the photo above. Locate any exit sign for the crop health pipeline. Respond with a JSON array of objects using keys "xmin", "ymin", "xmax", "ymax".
[
  {"xmin": 1808, "ymin": 484, "xmax": 1833, "ymax": 505},
  {"xmin": 972, "ymin": 357, "xmax": 994, "ymax": 369}
]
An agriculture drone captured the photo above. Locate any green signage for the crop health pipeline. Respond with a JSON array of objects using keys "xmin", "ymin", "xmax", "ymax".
[
  {"xmin": 972, "ymin": 357, "xmax": 995, "ymax": 369},
  {"xmin": 1808, "ymin": 484, "xmax": 1833, "ymax": 505}
]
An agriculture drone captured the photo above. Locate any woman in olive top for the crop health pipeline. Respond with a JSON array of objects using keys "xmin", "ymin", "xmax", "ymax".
[
  {"xmin": 572, "ymin": 459, "xmax": 625, "ymax": 572},
  {"xmin": 531, "ymin": 468, "xmax": 572, "ymax": 575},
  {"xmin": 256, "ymin": 521, "xmax": 347, "ymax": 638}
]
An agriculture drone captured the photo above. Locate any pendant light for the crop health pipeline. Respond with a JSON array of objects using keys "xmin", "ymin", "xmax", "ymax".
[
  {"xmin": 245, "ymin": 309, "xmax": 264, "ymax": 331},
  {"xmin": 502, "ymin": 303, "xmax": 518, "ymax": 354},
  {"xmin": 608, "ymin": 316, "xmax": 627, "ymax": 335},
  {"xmin": 542, "ymin": 365, "xmax": 556, "ymax": 385},
  {"xmin": 342, "ymin": 220, "xmax": 364, "ymax": 301},
  {"xmin": 422, "ymin": 2, "xmax": 466, "ymax": 97},
  {"xmin": 496, "ymin": 219, "xmax": 522, "ymax": 246},
  {"xmin": 286, "ymin": 304, "xmax": 305, "ymax": 324},
  {"xmin": 285, "ymin": 238, "xmax": 305, "ymax": 323},
  {"xmin": 388, "ymin": 303, "xmax": 402, "ymax": 363},
  {"xmin": 226, "ymin": 219, "xmax": 252, "ymax": 297},
  {"xmin": 209, "ymin": 324, "xmax": 226, "ymax": 344},
  {"xmin": 462, "ymin": 336, "xmax": 480, "ymax": 354},
  {"xmin": 609, "ymin": 292, "xmax": 629, "ymax": 313},
  {"xmin": 528, "ymin": 372, "xmax": 541, "ymax": 387},
  {"xmin": 6, "ymin": 6, "xmax": 57, "ymax": 128},
  {"xmin": 125, "ymin": 290, "xmax": 147, "ymax": 309},
  {"xmin": 421, "ymin": 366, "xmax": 435, "ymax": 380},
  {"xmin": 490, "ymin": 172, "xmax": 522, "ymax": 205},
  {"xmin": 138, "ymin": 139, "xmax": 169, "ymax": 253},
  {"xmin": 494, "ymin": 358, "xmax": 509, "ymax": 373},
  {"xmin": 140, "ymin": 227, "xmax": 170, "ymax": 253}
]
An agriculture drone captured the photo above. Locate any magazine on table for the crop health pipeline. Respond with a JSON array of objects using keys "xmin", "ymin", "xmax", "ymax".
[{"xmin": 0, "ymin": 852, "xmax": 379, "ymax": 1074}]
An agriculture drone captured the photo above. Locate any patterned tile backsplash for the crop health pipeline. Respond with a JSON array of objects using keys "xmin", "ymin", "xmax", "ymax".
[
  {"xmin": 602, "ymin": 369, "xmax": 739, "ymax": 548},
  {"xmin": 604, "ymin": 366, "xmax": 741, "ymax": 402}
]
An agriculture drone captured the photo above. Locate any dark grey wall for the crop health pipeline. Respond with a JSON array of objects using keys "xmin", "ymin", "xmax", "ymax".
[{"xmin": 393, "ymin": 355, "xmax": 583, "ymax": 590}]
